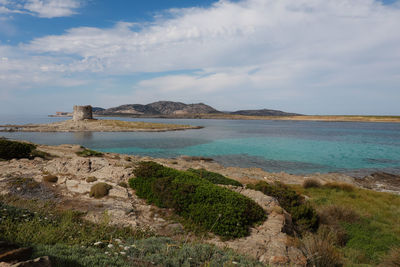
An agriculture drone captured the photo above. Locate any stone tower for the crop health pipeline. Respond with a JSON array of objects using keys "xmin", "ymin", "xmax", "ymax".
[{"xmin": 73, "ymin": 105, "xmax": 93, "ymax": 121}]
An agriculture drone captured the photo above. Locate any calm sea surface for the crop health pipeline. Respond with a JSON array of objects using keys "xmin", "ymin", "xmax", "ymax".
[{"xmin": 1, "ymin": 115, "xmax": 400, "ymax": 176}]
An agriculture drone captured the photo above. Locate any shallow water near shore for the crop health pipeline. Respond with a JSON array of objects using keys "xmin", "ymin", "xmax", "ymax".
[{"xmin": 1, "ymin": 114, "xmax": 400, "ymax": 175}]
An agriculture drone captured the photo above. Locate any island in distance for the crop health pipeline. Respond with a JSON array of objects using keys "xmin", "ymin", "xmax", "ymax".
[{"xmin": 51, "ymin": 101, "xmax": 301, "ymax": 118}]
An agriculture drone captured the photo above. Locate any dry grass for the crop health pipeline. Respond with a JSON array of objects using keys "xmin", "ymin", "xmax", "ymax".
[
  {"xmin": 89, "ymin": 183, "xmax": 112, "ymax": 198},
  {"xmin": 300, "ymin": 228, "xmax": 343, "ymax": 267},
  {"xmin": 319, "ymin": 205, "xmax": 360, "ymax": 225},
  {"xmin": 303, "ymin": 178, "xmax": 322, "ymax": 189},
  {"xmin": 324, "ymin": 182, "xmax": 355, "ymax": 192},
  {"xmin": 379, "ymin": 247, "xmax": 400, "ymax": 267}
]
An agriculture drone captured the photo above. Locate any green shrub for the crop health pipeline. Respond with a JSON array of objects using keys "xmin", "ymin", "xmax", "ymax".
[
  {"xmin": 76, "ymin": 149, "xmax": 103, "ymax": 157},
  {"xmin": 43, "ymin": 175, "xmax": 58, "ymax": 183},
  {"xmin": 303, "ymin": 178, "xmax": 322, "ymax": 189},
  {"xmin": 0, "ymin": 139, "xmax": 36, "ymax": 160},
  {"xmin": 130, "ymin": 161, "xmax": 266, "ymax": 239},
  {"xmin": 187, "ymin": 168, "xmax": 243, "ymax": 186},
  {"xmin": 89, "ymin": 183, "xmax": 112, "ymax": 198},
  {"xmin": 86, "ymin": 177, "xmax": 98, "ymax": 183},
  {"xmin": 247, "ymin": 181, "xmax": 319, "ymax": 233}
]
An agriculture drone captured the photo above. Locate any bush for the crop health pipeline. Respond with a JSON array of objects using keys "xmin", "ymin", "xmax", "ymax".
[
  {"xmin": 89, "ymin": 183, "xmax": 112, "ymax": 198},
  {"xmin": 0, "ymin": 140, "xmax": 36, "ymax": 160},
  {"xmin": 86, "ymin": 177, "xmax": 98, "ymax": 183},
  {"xmin": 319, "ymin": 205, "xmax": 360, "ymax": 225},
  {"xmin": 247, "ymin": 181, "xmax": 319, "ymax": 233},
  {"xmin": 303, "ymin": 178, "xmax": 322, "ymax": 189},
  {"xmin": 43, "ymin": 175, "xmax": 58, "ymax": 183},
  {"xmin": 324, "ymin": 182, "xmax": 354, "ymax": 192},
  {"xmin": 300, "ymin": 228, "xmax": 343, "ymax": 267},
  {"xmin": 130, "ymin": 161, "xmax": 265, "ymax": 239},
  {"xmin": 187, "ymin": 168, "xmax": 242, "ymax": 186},
  {"xmin": 76, "ymin": 149, "xmax": 103, "ymax": 157}
]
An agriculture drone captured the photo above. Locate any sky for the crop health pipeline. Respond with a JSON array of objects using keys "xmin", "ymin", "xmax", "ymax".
[{"xmin": 0, "ymin": 0, "xmax": 399, "ymax": 115}]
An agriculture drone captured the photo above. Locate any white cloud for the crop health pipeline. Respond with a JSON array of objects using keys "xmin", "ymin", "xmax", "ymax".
[
  {"xmin": 1, "ymin": 0, "xmax": 400, "ymax": 114},
  {"xmin": 0, "ymin": 0, "xmax": 81, "ymax": 18},
  {"xmin": 24, "ymin": 0, "xmax": 81, "ymax": 18}
]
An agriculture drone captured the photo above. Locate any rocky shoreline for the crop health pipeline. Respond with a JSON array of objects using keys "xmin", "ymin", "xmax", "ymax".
[
  {"xmin": 1, "ymin": 141, "xmax": 399, "ymax": 266},
  {"xmin": 0, "ymin": 119, "xmax": 202, "ymax": 132}
]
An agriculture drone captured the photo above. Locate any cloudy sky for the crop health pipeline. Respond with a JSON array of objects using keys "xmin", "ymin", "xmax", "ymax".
[{"xmin": 0, "ymin": 0, "xmax": 399, "ymax": 115}]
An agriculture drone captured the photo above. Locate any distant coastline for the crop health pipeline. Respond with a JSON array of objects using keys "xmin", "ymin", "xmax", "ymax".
[
  {"xmin": 49, "ymin": 113, "xmax": 400, "ymax": 123},
  {"xmin": 48, "ymin": 101, "xmax": 400, "ymax": 123}
]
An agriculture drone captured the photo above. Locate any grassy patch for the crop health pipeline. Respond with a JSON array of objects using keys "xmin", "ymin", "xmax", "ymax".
[
  {"xmin": 76, "ymin": 149, "xmax": 103, "ymax": 157},
  {"xmin": 130, "ymin": 161, "xmax": 266, "ymax": 239},
  {"xmin": 247, "ymin": 181, "xmax": 319, "ymax": 233},
  {"xmin": 293, "ymin": 185, "xmax": 400, "ymax": 265},
  {"xmin": 187, "ymin": 168, "xmax": 242, "ymax": 186},
  {"xmin": 0, "ymin": 198, "xmax": 264, "ymax": 266}
]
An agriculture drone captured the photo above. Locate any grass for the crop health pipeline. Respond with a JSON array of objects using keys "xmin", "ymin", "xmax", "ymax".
[
  {"xmin": 0, "ymin": 197, "xmax": 265, "ymax": 266},
  {"xmin": 292, "ymin": 185, "xmax": 400, "ymax": 266}
]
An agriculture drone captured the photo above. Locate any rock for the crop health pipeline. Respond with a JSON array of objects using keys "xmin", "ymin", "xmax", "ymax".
[
  {"xmin": 109, "ymin": 187, "xmax": 128, "ymax": 199},
  {"xmin": 0, "ymin": 247, "xmax": 32, "ymax": 263},
  {"xmin": 65, "ymin": 180, "xmax": 91, "ymax": 194},
  {"xmin": 11, "ymin": 256, "xmax": 51, "ymax": 267}
]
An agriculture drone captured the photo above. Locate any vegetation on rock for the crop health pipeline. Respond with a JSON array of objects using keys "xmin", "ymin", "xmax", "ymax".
[
  {"xmin": 130, "ymin": 161, "xmax": 266, "ymax": 239},
  {"xmin": 187, "ymin": 168, "xmax": 242, "ymax": 186},
  {"xmin": 247, "ymin": 181, "xmax": 319, "ymax": 233},
  {"xmin": 43, "ymin": 175, "xmax": 58, "ymax": 183},
  {"xmin": 89, "ymin": 183, "xmax": 112, "ymax": 198},
  {"xmin": 0, "ymin": 139, "xmax": 36, "ymax": 160},
  {"xmin": 76, "ymin": 148, "xmax": 103, "ymax": 157},
  {"xmin": 86, "ymin": 176, "xmax": 98, "ymax": 183}
]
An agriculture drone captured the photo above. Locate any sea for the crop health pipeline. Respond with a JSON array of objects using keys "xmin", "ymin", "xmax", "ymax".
[{"xmin": 1, "ymin": 115, "xmax": 400, "ymax": 176}]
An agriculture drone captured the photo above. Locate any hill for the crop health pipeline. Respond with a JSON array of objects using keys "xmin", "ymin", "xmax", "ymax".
[
  {"xmin": 95, "ymin": 101, "xmax": 221, "ymax": 116},
  {"xmin": 94, "ymin": 101, "xmax": 299, "ymax": 117},
  {"xmin": 230, "ymin": 109, "xmax": 300, "ymax": 116}
]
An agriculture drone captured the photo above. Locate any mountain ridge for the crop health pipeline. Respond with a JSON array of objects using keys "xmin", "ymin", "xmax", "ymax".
[{"xmin": 94, "ymin": 101, "xmax": 300, "ymax": 117}]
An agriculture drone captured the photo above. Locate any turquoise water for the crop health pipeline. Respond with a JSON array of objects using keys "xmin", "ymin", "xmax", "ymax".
[{"xmin": 1, "ymin": 115, "xmax": 400, "ymax": 175}]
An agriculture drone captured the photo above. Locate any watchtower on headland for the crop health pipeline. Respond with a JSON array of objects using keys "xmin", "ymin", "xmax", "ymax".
[{"xmin": 73, "ymin": 105, "xmax": 93, "ymax": 121}]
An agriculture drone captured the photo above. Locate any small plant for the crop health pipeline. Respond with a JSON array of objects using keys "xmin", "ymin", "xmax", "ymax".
[
  {"xmin": 43, "ymin": 175, "xmax": 58, "ymax": 183},
  {"xmin": 86, "ymin": 176, "xmax": 98, "ymax": 183},
  {"xmin": 0, "ymin": 140, "xmax": 36, "ymax": 160},
  {"xmin": 187, "ymin": 168, "xmax": 243, "ymax": 186},
  {"xmin": 303, "ymin": 178, "xmax": 322, "ymax": 189},
  {"xmin": 90, "ymin": 183, "xmax": 112, "ymax": 198},
  {"xmin": 324, "ymin": 182, "xmax": 354, "ymax": 192},
  {"xmin": 117, "ymin": 181, "xmax": 128, "ymax": 188},
  {"xmin": 76, "ymin": 149, "xmax": 103, "ymax": 157}
]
